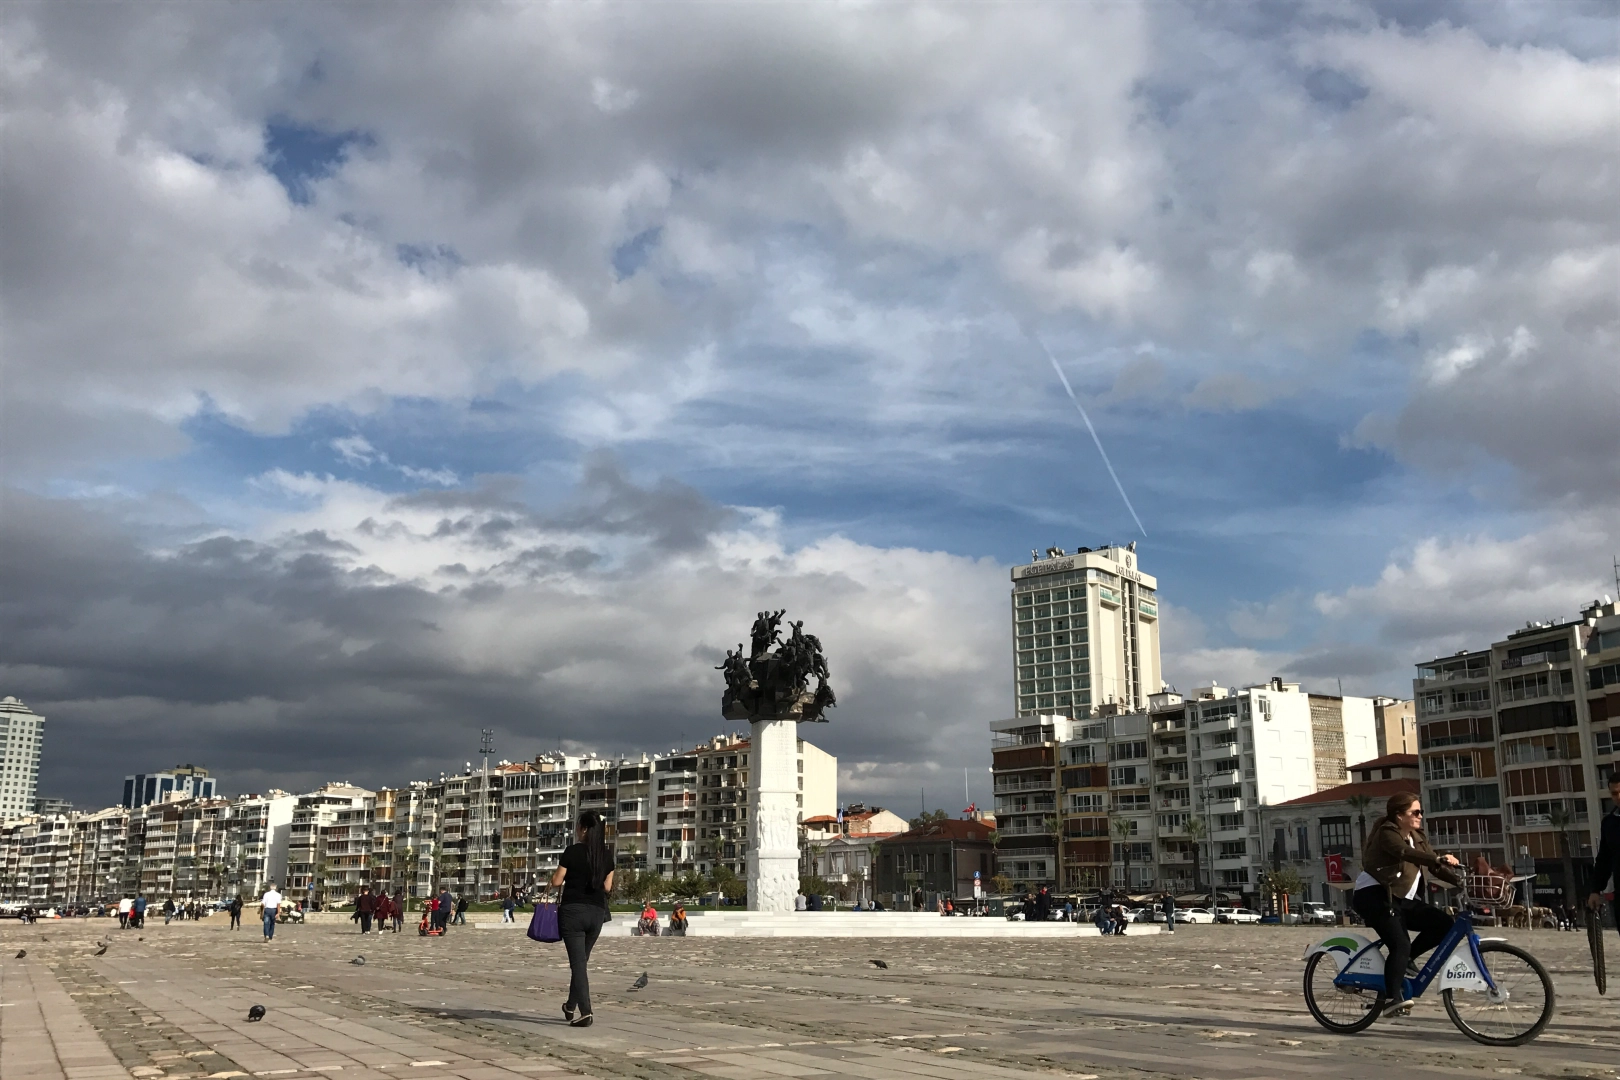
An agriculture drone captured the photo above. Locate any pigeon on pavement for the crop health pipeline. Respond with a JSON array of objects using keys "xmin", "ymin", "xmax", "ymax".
[
  {"xmin": 630, "ymin": 972, "xmax": 648, "ymax": 990},
  {"xmin": 351, "ymin": 956, "xmax": 366, "ymax": 966},
  {"xmin": 247, "ymin": 1005, "xmax": 266, "ymax": 1022},
  {"xmin": 868, "ymin": 959, "xmax": 887, "ymax": 969},
  {"xmin": 94, "ymin": 944, "xmax": 108, "ymax": 956},
  {"xmin": 14, "ymin": 950, "xmax": 25, "ymax": 959}
]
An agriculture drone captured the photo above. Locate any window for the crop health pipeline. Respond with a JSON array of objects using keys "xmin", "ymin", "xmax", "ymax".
[
  {"xmin": 1067, "ymin": 792, "xmax": 1107, "ymax": 813},
  {"xmin": 1112, "ymin": 841, "xmax": 1152, "ymax": 861},
  {"xmin": 1507, "ymin": 799, "xmax": 1588, "ymax": 828},
  {"xmin": 1319, "ymin": 818, "xmax": 1352, "ymax": 856},
  {"xmin": 1217, "ymin": 840, "xmax": 1247, "ymax": 858},
  {"xmin": 1590, "ymin": 662, "xmax": 1620, "ymax": 691},
  {"xmin": 1109, "ymin": 765, "xmax": 1145, "ymax": 787},
  {"xmin": 1425, "ymin": 784, "xmax": 1501, "ymax": 812},
  {"xmin": 1504, "ymin": 639, "xmax": 1571, "ymax": 667},
  {"xmin": 1423, "ymin": 753, "xmax": 1476, "ymax": 781},
  {"xmin": 1215, "ymin": 813, "xmax": 1244, "ymax": 830},
  {"xmin": 1212, "ymin": 786, "xmax": 1242, "ymax": 802},
  {"xmin": 1501, "ymin": 733, "xmax": 1581, "ymax": 765},
  {"xmin": 1109, "ymin": 741, "xmax": 1148, "ymax": 762},
  {"xmin": 1498, "ymin": 670, "xmax": 1573, "ymax": 703},
  {"xmin": 1158, "ymin": 813, "xmax": 1189, "ymax": 829},
  {"xmin": 1449, "ymin": 687, "xmax": 1490, "ymax": 712},
  {"xmin": 1114, "ymin": 792, "xmax": 1150, "ymax": 810},
  {"xmin": 1419, "ymin": 715, "xmax": 1494, "ymax": 749},
  {"xmin": 1296, "ymin": 825, "xmax": 1310, "ymax": 859}
]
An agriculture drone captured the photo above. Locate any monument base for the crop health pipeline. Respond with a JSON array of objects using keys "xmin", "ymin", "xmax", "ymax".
[{"xmin": 746, "ymin": 718, "xmax": 800, "ymax": 913}]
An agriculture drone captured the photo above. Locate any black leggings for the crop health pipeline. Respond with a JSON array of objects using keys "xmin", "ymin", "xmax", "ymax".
[
  {"xmin": 1352, "ymin": 885, "xmax": 1453, "ymax": 1002},
  {"xmin": 560, "ymin": 903, "xmax": 607, "ymax": 1015}
]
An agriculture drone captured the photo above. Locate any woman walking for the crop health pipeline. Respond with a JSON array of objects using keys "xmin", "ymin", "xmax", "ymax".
[
  {"xmin": 1349, "ymin": 792, "xmax": 1461, "ymax": 1018},
  {"xmin": 550, "ymin": 809, "xmax": 614, "ymax": 1027}
]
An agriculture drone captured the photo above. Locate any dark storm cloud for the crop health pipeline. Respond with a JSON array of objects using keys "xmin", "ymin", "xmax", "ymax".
[{"xmin": 2, "ymin": 473, "xmax": 1008, "ymax": 810}]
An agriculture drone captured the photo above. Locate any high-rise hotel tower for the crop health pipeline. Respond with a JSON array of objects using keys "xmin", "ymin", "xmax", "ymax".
[{"xmin": 1011, "ymin": 544, "xmax": 1162, "ymax": 716}]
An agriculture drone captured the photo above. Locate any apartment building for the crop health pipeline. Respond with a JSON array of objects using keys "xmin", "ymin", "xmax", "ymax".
[
  {"xmin": 989, "ymin": 714, "xmax": 1072, "ymax": 888},
  {"xmin": 614, "ymin": 758, "xmax": 652, "ymax": 872},
  {"xmin": 286, "ymin": 783, "xmax": 374, "ymax": 901},
  {"xmin": 990, "ymin": 681, "xmax": 1376, "ymax": 902},
  {"xmin": 1374, "ymin": 697, "xmax": 1417, "ymax": 756},
  {"xmin": 226, "ymin": 791, "xmax": 295, "ymax": 896},
  {"xmin": 1011, "ymin": 544, "xmax": 1162, "ymax": 717},
  {"xmin": 0, "ymin": 731, "xmax": 840, "ymax": 905},
  {"xmin": 0, "ymin": 696, "xmax": 45, "ymax": 822},
  {"xmin": 1416, "ymin": 598, "xmax": 1620, "ymax": 876}
]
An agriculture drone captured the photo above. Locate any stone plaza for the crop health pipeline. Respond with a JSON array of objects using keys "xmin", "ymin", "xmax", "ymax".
[{"xmin": 3, "ymin": 918, "xmax": 1616, "ymax": 1080}]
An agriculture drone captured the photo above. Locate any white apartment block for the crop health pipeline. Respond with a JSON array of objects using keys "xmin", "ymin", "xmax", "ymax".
[
  {"xmin": 1012, "ymin": 544, "xmax": 1162, "ymax": 717},
  {"xmin": 991, "ymin": 681, "xmax": 1377, "ymax": 902},
  {"xmin": 0, "ymin": 697, "xmax": 45, "ymax": 822},
  {"xmin": 0, "ymin": 731, "xmax": 838, "ymax": 905}
]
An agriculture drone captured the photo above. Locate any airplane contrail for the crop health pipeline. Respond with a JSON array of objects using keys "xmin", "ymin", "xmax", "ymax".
[{"xmin": 1038, "ymin": 338, "xmax": 1147, "ymax": 538}]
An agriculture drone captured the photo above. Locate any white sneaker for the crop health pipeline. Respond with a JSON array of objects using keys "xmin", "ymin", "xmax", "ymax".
[{"xmin": 1382, "ymin": 998, "xmax": 1414, "ymax": 1020}]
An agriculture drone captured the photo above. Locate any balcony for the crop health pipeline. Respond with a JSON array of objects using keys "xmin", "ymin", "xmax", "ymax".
[
  {"xmin": 1151, "ymin": 718, "xmax": 1187, "ymax": 734},
  {"xmin": 1154, "ymin": 744, "xmax": 1188, "ymax": 759},
  {"xmin": 994, "ymin": 776, "xmax": 1056, "ymax": 792},
  {"xmin": 1157, "ymin": 798, "xmax": 1191, "ymax": 810},
  {"xmin": 1417, "ymin": 668, "xmax": 1489, "ymax": 684},
  {"xmin": 1205, "ymin": 798, "xmax": 1243, "ymax": 815},
  {"xmin": 1198, "ymin": 716, "xmax": 1237, "ymax": 732},
  {"xmin": 1201, "ymin": 769, "xmax": 1240, "ymax": 787},
  {"xmin": 1500, "ymin": 652, "xmax": 1567, "ymax": 671}
]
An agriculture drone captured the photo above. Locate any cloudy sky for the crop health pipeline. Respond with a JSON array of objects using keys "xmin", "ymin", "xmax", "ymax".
[{"xmin": 2, "ymin": 1, "xmax": 1616, "ymax": 815}]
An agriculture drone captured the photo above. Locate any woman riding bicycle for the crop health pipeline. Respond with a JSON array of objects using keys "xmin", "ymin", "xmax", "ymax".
[{"xmin": 1350, "ymin": 791, "xmax": 1462, "ymax": 1018}]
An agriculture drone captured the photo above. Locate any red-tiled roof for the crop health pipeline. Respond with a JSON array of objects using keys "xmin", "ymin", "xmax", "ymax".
[
  {"xmin": 1277, "ymin": 777, "xmax": 1418, "ymax": 806},
  {"xmin": 1348, "ymin": 753, "xmax": 1419, "ymax": 771},
  {"xmin": 801, "ymin": 815, "xmax": 838, "ymax": 825}
]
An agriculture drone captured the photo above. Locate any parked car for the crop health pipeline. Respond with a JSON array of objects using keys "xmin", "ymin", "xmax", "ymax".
[
  {"xmin": 1177, "ymin": 907, "xmax": 1216, "ymax": 924},
  {"xmin": 1299, "ymin": 902, "xmax": 1339, "ymax": 925},
  {"xmin": 1216, "ymin": 907, "xmax": 1261, "ymax": 924}
]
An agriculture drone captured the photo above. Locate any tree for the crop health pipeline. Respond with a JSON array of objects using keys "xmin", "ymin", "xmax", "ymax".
[
  {"xmin": 1346, "ymin": 795, "xmax": 1374, "ymax": 848},
  {"xmin": 1263, "ymin": 866, "xmax": 1304, "ymax": 916},
  {"xmin": 908, "ymin": 809, "xmax": 950, "ymax": 831},
  {"xmin": 1548, "ymin": 804, "xmax": 1580, "ymax": 913},
  {"xmin": 672, "ymin": 870, "xmax": 708, "ymax": 902},
  {"xmin": 990, "ymin": 873, "xmax": 1013, "ymax": 895},
  {"xmin": 1111, "ymin": 816, "xmax": 1136, "ymax": 894},
  {"xmin": 1185, "ymin": 816, "xmax": 1207, "ymax": 897},
  {"xmin": 799, "ymin": 873, "xmax": 830, "ymax": 898}
]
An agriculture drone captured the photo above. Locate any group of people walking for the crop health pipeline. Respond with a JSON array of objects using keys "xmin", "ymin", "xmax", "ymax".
[{"xmin": 350, "ymin": 884, "xmax": 409, "ymax": 933}]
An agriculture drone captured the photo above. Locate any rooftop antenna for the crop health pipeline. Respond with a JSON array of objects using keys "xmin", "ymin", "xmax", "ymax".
[{"xmin": 1612, "ymin": 554, "xmax": 1619, "ymax": 598}]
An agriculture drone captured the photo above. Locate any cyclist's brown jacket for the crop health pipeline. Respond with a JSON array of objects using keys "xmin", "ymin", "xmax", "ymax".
[{"xmin": 1360, "ymin": 820, "xmax": 1461, "ymax": 895}]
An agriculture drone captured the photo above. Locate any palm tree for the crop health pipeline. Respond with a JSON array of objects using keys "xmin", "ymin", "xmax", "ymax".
[
  {"xmin": 1346, "ymin": 794, "xmax": 1374, "ymax": 848},
  {"xmin": 1185, "ymin": 816, "xmax": 1207, "ymax": 899},
  {"xmin": 1111, "ymin": 817, "xmax": 1135, "ymax": 895},
  {"xmin": 1547, "ymin": 805, "xmax": 1580, "ymax": 914}
]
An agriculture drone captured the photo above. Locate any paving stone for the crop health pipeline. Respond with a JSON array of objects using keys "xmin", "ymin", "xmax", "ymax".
[{"xmin": 7, "ymin": 919, "xmax": 1619, "ymax": 1080}]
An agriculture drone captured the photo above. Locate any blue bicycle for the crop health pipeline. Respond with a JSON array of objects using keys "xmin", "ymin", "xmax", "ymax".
[{"xmin": 1303, "ymin": 910, "xmax": 1554, "ymax": 1045}]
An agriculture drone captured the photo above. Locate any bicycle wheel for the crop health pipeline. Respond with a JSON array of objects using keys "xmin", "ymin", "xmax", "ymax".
[
  {"xmin": 1442, "ymin": 941, "xmax": 1555, "ymax": 1046},
  {"xmin": 1303, "ymin": 951, "xmax": 1382, "ymax": 1034}
]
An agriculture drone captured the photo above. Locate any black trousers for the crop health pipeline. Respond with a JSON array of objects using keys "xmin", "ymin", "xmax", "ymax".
[
  {"xmin": 560, "ymin": 903, "xmax": 607, "ymax": 1015},
  {"xmin": 1352, "ymin": 885, "xmax": 1453, "ymax": 1001},
  {"xmin": 359, "ymin": 913, "xmax": 372, "ymax": 933}
]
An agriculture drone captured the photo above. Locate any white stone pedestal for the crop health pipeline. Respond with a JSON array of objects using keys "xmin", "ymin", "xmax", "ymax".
[{"xmin": 746, "ymin": 718, "xmax": 800, "ymax": 912}]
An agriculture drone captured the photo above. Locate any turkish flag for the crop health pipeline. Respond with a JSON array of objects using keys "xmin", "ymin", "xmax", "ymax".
[{"xmin": 1324, "ymin": 854, "xmax": 1346, "ymax": 882}]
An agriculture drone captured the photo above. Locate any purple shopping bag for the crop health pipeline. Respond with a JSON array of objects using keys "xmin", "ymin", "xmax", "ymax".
[{"xmin": 527, "ymin": 900, "xmax": 561, "ymax": 943}]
